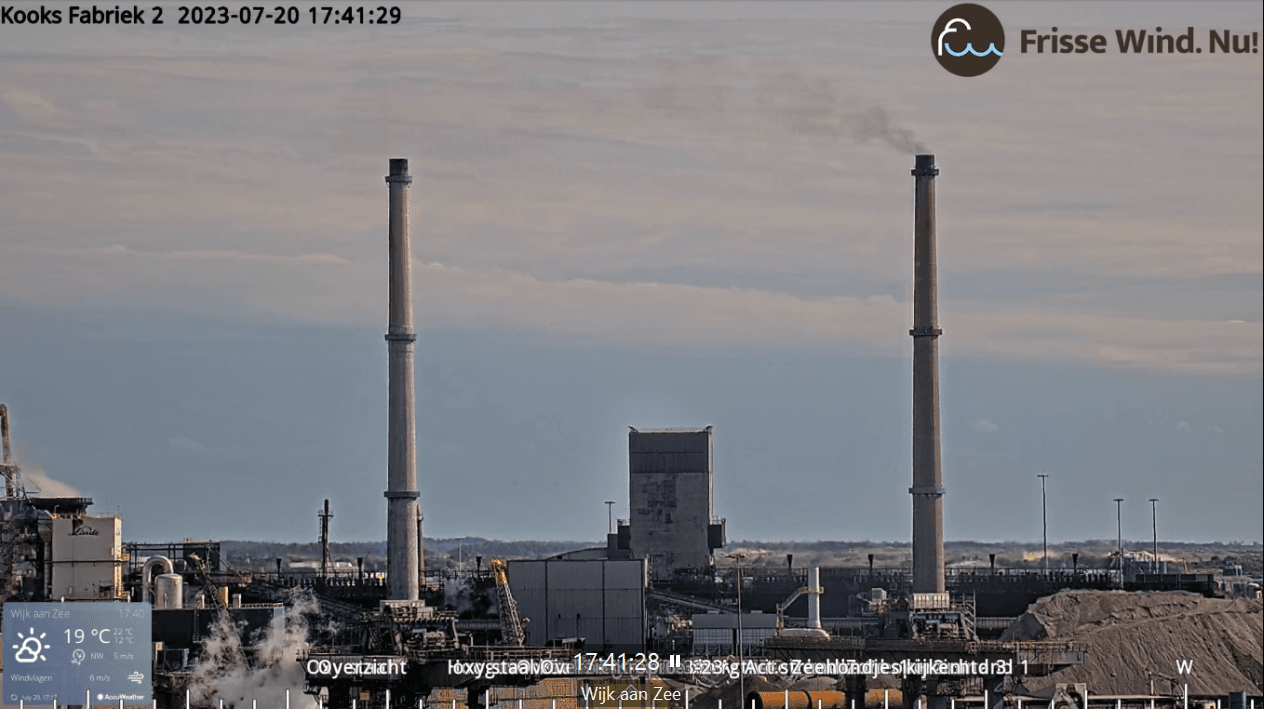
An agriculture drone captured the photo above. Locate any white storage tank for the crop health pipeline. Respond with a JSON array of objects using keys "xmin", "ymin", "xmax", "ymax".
[{"xmin": 155, "ymin": 573, "xmax": 183, "ymax": 609}]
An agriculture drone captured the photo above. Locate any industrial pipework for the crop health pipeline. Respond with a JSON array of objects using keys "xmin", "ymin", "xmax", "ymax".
[
  {"xmin": 1, "ymin": 404, "xmax": 17, "ymax": 498},
  {"xmin": 910, "ymin": 154, "xmax": 946, "ymax": 594},
  {"xmin": 775, "ymin": 566, "xmax": 828, "ymax": 638},
  {"xmin": 385, "ymin": 158, "xmax": 421, "ymax": 601},
  {"xmin": 142, "ymin": 555, "xmax": 175, "ymax": 604},
  {"xmin": 807, "ymin": 566, "xmax": 823, "ymax": 631}
]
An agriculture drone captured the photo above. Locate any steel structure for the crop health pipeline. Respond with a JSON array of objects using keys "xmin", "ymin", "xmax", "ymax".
[
  {"xmin": 490, "ymin": 558, "xmax": 525, "ymax": 647},
  {"xmin": 319, "ymin": 498, "xmax": 334, "ymax": 578},
  {"xmin": 0, "ymin": 404, "xmax": 16, "ymax": 498}
]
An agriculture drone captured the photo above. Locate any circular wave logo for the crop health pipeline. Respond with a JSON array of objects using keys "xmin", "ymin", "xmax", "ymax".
[{"xmin": 932, "ymin": 4, "xmax": 1005, "ymax": 77}]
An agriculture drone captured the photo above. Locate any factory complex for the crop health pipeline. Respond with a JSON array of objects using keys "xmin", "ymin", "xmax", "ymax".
[{"xmin": 1, "ymin": 157, "xmax": 1260, "ymax": 708}]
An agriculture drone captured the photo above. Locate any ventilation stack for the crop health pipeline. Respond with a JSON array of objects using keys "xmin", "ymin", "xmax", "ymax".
[
  {"xmin": 910, "ymin": 154, "xmax": 945, "ymax": 594},
  {"xmin": 385, "ymin": 158, "xmax": 421, "ymax": 601}
]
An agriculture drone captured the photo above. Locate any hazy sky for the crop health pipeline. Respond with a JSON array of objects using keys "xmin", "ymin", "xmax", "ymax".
[{"xmin": 1, "ymin": 2, "xmax": 1260, "ymax": 546}]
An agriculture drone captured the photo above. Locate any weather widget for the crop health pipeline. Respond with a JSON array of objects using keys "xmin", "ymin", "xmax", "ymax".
[{"xmin": 3, "ymin": 602, "xmax": 152, "ymax": 706}]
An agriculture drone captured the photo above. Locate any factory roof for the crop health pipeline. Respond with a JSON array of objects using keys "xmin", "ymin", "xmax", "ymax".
[
  {"xmin": 26, "ymin": 496, "xmax": 95, "ymax": 515},
  {"xmin": 628, "ymin": 426, "xmax": 712, "ymax": 434}
]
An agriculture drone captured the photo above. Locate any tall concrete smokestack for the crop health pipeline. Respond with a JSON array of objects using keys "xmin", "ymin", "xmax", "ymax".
[
  {"xmin": 910, "ymin": 154, "xmax": 945, "ymax": 594},
  {"xmin": 385, "ymin": 158, "xmax": 421, "ymax": 601}
]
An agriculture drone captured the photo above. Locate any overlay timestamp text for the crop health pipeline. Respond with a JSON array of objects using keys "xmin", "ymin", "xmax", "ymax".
[{"xmin": 1, "ymin": 4, "xmax": 403, "ymax": 26}]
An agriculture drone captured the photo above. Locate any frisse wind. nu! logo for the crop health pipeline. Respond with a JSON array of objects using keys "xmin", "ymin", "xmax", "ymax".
[{"xmin": 933, "ymin": 4, "xmax": 1006, "ymax": 76}]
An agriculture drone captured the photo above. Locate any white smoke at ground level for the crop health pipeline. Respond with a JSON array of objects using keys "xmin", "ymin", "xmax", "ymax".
[{"xmin": 187, "ymin": 592, "xmax": 320, "ymax": 708}]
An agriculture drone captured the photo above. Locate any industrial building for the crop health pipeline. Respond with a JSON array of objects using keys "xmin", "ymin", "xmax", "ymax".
[
  {"xmin": 49, "ymin": 514, "xmax": 125, "ymax": 601},
  {"xmin": 1, "ymin": 409, "xmax": 128, "ymax": 604},
  {"xmin": 506, "ymin": 558, "xmax": 647, "ymax": 653},
  {"xmin": 615, "ymin": 427, "xmax": 726, "ymax": 580},
  {"xmin": 691, "ymin": 611, "xmax": 778, "ymax": 656},
  {"xmin": 1, "ymin": 494, "xmax": 127, "ymax": 604}
]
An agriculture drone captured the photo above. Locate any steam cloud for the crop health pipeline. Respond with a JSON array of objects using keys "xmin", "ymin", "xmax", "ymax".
[
  {"xmin": 19, "ymin": 466, "xmax": 82, "ymax": 498},
  {"xmin": 188, "ymin": 592, "xmax": 321, "ymax": 708},
  {"xmin": 445, "ymin": 576, "xmax": 481, "ymax": 617}
]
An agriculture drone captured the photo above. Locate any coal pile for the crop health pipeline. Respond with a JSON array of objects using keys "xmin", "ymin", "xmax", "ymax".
[{"xmin": 1002, "ymin": 590, "xmax": 1262, "ymax": 696}]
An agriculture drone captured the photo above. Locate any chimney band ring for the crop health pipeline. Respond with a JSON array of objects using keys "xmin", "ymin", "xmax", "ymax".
[{"xmin": 909, "ymin": 486, "xmax": 946, "ymax": 497}]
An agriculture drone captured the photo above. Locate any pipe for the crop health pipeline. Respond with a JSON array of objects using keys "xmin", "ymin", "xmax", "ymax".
[
  {"xmin": 142, "ymin": 555, "xmax": 175, "ymax": 604},
  {"xmin": 385, "ymin": 158, "xmax": 421, "ymax": 601},
  {"xmin": 417, "ymin": 508, "xmax": 425, "ymax": 588},
  {"xmin": 808, "ymin": 566, "xmax": 822, "ymax": 630},
  {"xmin": 910, "ymin": 153, "xmax": 946, "ymax": 594},
  {"xmin": 747, "ymin": 691, "xmax": 847, "ymax": 709},
  {"xmin": 319, "ymin": 499, "xmax": 333, "ymax": 579}
]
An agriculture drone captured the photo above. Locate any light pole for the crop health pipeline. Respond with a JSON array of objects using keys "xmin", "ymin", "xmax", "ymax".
[
  {"xmin": 1037, "ymin": 473, "xmax": 1049, "ymax": 575},
  {"xmin": 605, "ymin": 500, "xmax": 616, "ymax": 535},
  {"xmin": 1113, "ymin": 498, "xmax": 1124, "ymax": 580},
  {"xmin": 728, "ymin": 552, "xmax": 747, "ymax": 706},
  {"xmin": 1149, "ymin": 498, "xmax": 1160, "ymax": 574}
]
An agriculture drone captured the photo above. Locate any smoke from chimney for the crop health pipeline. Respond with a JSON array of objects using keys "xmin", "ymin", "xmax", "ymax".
[
  {"xmin": 852, "ymin": 106, "xmax": 927, "ymax": 154},
  {"xmin": 634, "ymin": 64, "xmax": 928, "ymax": 155}
]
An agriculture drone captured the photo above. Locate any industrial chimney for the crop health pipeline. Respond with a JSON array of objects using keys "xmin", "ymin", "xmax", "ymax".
[
  {"xmin": 910, "ymin": 154, "xmax": 945, "ymax": 594},
  {"xmin": 385, "ymin": 158, "xmax": 421, "ymax": 601}
]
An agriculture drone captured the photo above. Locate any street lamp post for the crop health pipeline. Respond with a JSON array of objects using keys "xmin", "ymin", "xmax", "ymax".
[
  {"xmin": 1114, "ymin": 498, "xmax": 1125, "ymax": 581},
  {"xmin": 605, "ymin": 500, "xmax": 616, "ymax": 535},
  {"xmin": 728, "ymin": 552, "xmax": 747, "ymax": 707},
  {"xmin": 1149, "ymin": 498, "xmax": 1160, "ymax": 574},
  {"xmin": 1037, "ymin": 473, "xmax": 1049, "ymax": 575}
]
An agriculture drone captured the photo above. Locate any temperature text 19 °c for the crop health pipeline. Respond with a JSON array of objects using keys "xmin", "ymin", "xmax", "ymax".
[{"xmin": 65, "ymin": 627, "xmax": 137, "ymax": 644}]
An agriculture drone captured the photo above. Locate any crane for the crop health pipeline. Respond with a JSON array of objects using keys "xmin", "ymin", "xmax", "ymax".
[
  {"xmin": 490, "ymin": 558, "xmax": 527, "ymax": 646},
  {"xmin": 188, "ymin": 553, "xmax": 246, "ymax": 669}
]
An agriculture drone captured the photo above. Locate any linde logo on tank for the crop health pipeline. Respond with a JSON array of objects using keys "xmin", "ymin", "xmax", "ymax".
[
  {"xmin": 1019, "ymin": 26, "xmax": 1259, "ymax": 55},
  {"xmin": 0, "ymin": 4, "xmax": 148, "ymax": 25}
]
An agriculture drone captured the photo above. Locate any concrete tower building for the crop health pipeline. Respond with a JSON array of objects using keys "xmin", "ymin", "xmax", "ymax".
[{"xmin": 626, "ymin": 427, "xmax": 725, "ymax": 580}]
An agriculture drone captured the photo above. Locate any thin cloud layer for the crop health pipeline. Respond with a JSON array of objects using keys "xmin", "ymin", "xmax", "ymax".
[
  {"xmin": 1, "ymin": 243, "xmax": 1257, "ymax": 374},
  {"xmin": 0, "ymin": 6, "xmax": 1259, "ymax": 375}
]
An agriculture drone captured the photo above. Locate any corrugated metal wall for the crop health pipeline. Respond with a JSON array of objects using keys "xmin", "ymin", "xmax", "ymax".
[{"xmin": 507, "ymin": 559, "xmax": 646, "ymax": 654}]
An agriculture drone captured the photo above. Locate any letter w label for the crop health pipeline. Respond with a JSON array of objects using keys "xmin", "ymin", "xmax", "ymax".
[{"xmin": 1176, "ymin": 660, "xmax": 1194, "ymax": 674}]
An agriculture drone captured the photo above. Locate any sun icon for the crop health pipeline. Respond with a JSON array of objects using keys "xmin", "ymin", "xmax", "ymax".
[{"xmin": 12, "ymin": 627, "xmax": 50, "ymax": 663}]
